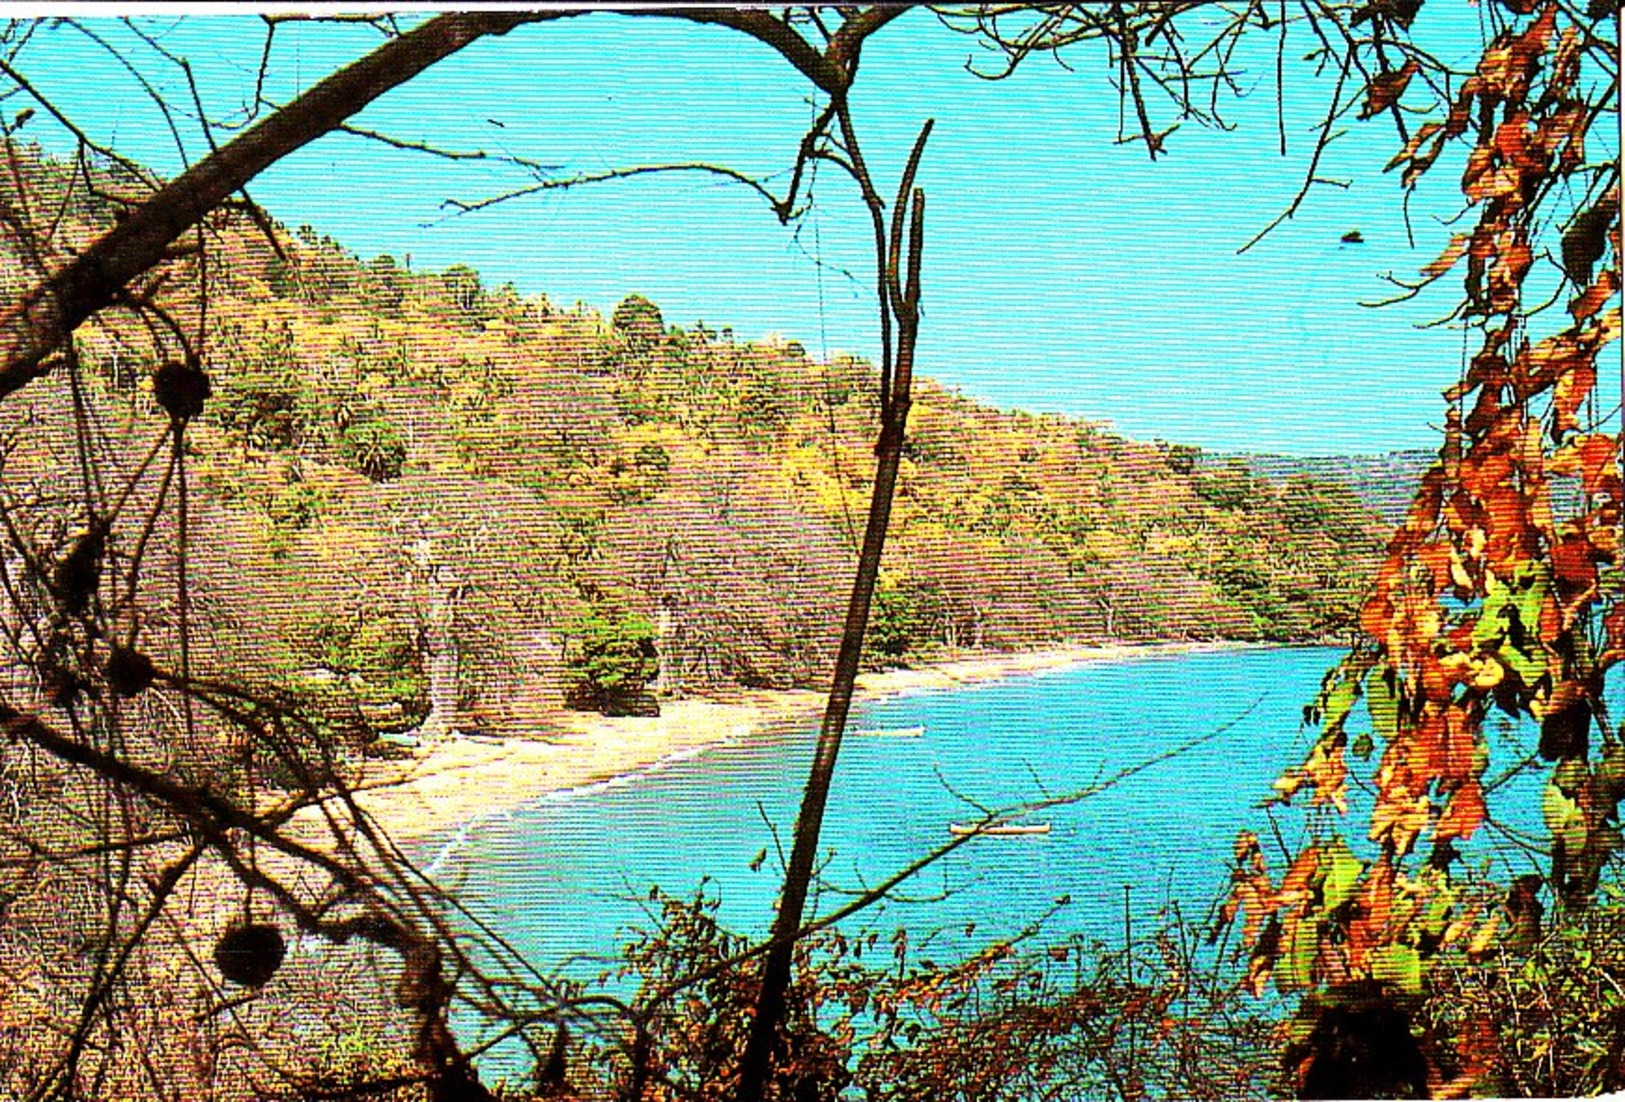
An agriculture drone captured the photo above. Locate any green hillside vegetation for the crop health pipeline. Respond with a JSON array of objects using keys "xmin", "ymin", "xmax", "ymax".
[{"xmin": 7, "ymin": 146, "xmax": 1383, "ymax": 740}]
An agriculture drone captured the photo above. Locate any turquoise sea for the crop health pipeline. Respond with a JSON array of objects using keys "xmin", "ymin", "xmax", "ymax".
[
  {"xmin": 431, "ymin": 642, "xmax": 1576, "ymax": 1080},
  {"xmin": 433, "ymin": 644, "xmax": 1549, "ymax": 978}
]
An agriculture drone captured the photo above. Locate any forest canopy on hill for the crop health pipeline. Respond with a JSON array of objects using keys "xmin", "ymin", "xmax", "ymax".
[{"xmin": 0, "ymin": 146, "xmax": 1383, "ymax": 734}]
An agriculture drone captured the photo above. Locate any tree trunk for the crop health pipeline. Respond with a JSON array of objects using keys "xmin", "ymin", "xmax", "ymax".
[
  {"xmin": 408, "ymin": 536, "xmax": 463, "ymax": 741},
  {"xmin": 655, "ymin": 595, "xmax": 680, "ymax": 697},
  {"xmin": 733, "ymin": 121, "xmax": 930, "ymax": 1099},
  {"xmin": 420, "ymin": 567, "xmax": 462, "ymax": 739}
]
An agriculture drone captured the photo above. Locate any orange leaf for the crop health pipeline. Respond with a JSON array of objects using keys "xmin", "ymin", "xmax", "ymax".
[
  {"xmin": 1280, "ymin": 845, "xmax": 1322, "ymax": 907},
  {"xmin": 1415, "ymin": 541, "xmax": 1457, "ymax": 592},
  {"xmin": 1520, "ymin": 5, "xmax": 1559, "ymax": 57},
  {"xmin": 1361, "ymin": 59, "xmax": 1419, "ymax": 119},
  {"xmin": 1467, "ymin": 165, "xmax": 1525, "ymax": 205},
  {"xmin": 1386, "ymin": 122, "xmax": 1443, "ymax": 173},
  {"xmin": 1477, "ymin": 5, "xmax": 1558, "ymax": 102},
  {"xmin": 1422, "ymin": 233, "xmax": 1472, "ymax": 279},
  {"xmin": 1417, "ymin": 652, "xmax": 1456, "ymax": 706},
  {"xmin": 1551, "ymin": 354, "xmax": 1596, "ymax": 438},
  {"xmin": 1523, "ymin": 330, "xmax": 1590, "ymax": 392},
  {"xmin": 1299, "ymin": 739, "xmax": 1350, "ymax": 814},
  {"xmin": 1549, "ymin": 25, "xmax": 1584, "ymax": 97},
  {"xmin": 1369, "ymin": 790, "xmax": 1431, "ymax": 856},
  {"xmin": 1401, "ymin": 467, "xmax": 1446, "ymax": 536},
  {"xmin": 1570, "ymin": 434, "xmax": 1622, "ymax": 499},
  {"xmin": 1461, "ymin": 146, "xmax": 1495, "ymax": 192},
  {"xmin": 1605, "ymin": 605, "xmax": 1625, "ymax": 664},
  {"xmin": 1600, "ymin": 306, "xmax": 1622, "ymax": 346},
  {"xmin": 1494, "ymin": 110, "xmax": 1547, "ymax": 176},
  {"xmin": 1362, "ymin": 591, "xmax": 1396, "ymax": 644},
  {"xmin": 1245, "ymin": 916, "xmax": 1282, "ymax": 997},
  {"xmin": 1482, "ymin": 484, "xmax": 1535, "ymax": 568},
  {"xmin": 1489, "ymin": 231, "xmax": 1534, "ymax": 298},
  {"xmin": 1439, "ymin": 706, "xmax": 1479, "ymax": 785},
  {"xmin": 1537, "ymin": 102, "xmax": 1587, "ymax": 161},
  {"xmin": 1466, "ymin": 384, "xmax": 1503, "ymax": 437},
  {"xmin": 1437, "ymin": 777, "xmax": 1487, "ymax": 842},
  {"xmin": 1553, "ymin": 532, "xmax": 1599, "ymax": 592},
  {"xmin": 1361, "ymin": 860, "xmax": 1397, "ymax": 932},
  {"xmin": 1571, "ymin": 270, "xmax": 1620, "ymax": 322},
  {"xmin": 1462, "ymin": 451, "xmax": 1515, "ymax": 500}
]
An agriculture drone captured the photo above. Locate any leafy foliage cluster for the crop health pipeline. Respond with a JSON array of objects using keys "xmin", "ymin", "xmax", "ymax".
[
  {"xmin": 544, "ymin": 889, "xmax": 1280, "ymax": 1102},
  {"xmin": 3, "ymin": 3, "xmax": 1613, "ymax": 1097},
  {"xmin": 563, "ymin": 609, "xmax": 660, "ymax": 716},
  {"xmin": 1220, "ymin": 1, "xmax": 1621, "ymax": 1093}
]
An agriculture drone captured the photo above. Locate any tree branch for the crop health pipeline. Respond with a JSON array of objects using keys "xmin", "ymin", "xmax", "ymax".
[
  {"xmin": 0, "ymin": 11, "xmax": 566, "ymax": 401},
  {"xmin": 654, "ymin": 8, "xmax": 846, "ymax": 95}
]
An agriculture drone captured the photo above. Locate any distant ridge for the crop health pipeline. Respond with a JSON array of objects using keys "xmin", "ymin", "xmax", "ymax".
[{"xmin": 1225, "ymin": 450, "xmax": 1436, "ymax": 526}]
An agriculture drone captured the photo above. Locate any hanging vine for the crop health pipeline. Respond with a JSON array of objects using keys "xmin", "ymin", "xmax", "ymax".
[{"xmin": 1223, "ymin": 0, "xmax": 1621, "ymax": 1093}]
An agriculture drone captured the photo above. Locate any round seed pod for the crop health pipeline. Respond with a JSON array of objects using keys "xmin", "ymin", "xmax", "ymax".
[
  {"xmin": 1540, "ymin": 699, "xmax": 1592, "ymax": 762},
  {"xmin": 153, "ymin": 361, "xmax": 211, "ymax": 422},
  {"xmin": 213, "ymin": 922, "xmax": 285, "ymax": 987},
  {"xmin": 105, "ymin": 646, "xmax": 155, "ymax": 698},
  {"xmin": 54, "ymin": 527, "xmax": 105, "ymax": 616}
]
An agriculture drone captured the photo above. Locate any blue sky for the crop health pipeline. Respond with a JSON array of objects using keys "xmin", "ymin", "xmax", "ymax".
[{"xmin": 13, "ymin": 6, "xmax": 1599, "ymax": 455}]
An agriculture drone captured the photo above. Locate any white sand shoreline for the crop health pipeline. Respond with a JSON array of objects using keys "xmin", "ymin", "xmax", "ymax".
[{"xmin": 355, "ymin": 639, "xmax": 1283, "ymax": 847}]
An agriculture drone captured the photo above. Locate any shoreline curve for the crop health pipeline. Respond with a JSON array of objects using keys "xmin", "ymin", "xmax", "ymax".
[{"xmin": 354, "ymin": 639, "xmax": 1278, "ymax": 850}]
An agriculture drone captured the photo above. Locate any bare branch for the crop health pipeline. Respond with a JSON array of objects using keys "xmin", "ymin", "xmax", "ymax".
[
  {"xmin": 437, "ymin": 162, "xmax": 790, "ymax": 222},
  {"xmin": 0, "ymin": 11, "xmax": 568, "ymax": 401}
]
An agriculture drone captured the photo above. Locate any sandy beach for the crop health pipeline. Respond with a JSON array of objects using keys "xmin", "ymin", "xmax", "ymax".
[{"xmin": 351, "ymin": 640, "xmax": 1257, "ymax": 846}]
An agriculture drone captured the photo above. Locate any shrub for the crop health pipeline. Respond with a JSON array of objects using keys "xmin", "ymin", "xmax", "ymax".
[
  {"xmin": 264, "ymin": 478, "xmax": 328, "ymax": 558},
  {"xmin": 564, "ymin": 609, "xmax": 659, "ymax": 715},
  {"xmin": 285, "ymin": 608, "xmax": 428, "ymax": 739},
  {"xmin": 337, "ymin": 415, "xmax": 407, "ymax": 482},
  {"xmin": 213, "ymin": 369, "xmax": 306, "ymax": 449},
  {"xmin": 1192, "ymin": 461, "xmax": 1257, "ymax": 511},
  {"xmin": 865, "ymin": 578, "xmax": 944, "ymax": 663}
]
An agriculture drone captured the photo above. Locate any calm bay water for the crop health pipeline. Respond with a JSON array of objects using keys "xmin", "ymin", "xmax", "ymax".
[
  {"xmin": 436, "ymin": 642, "xmax": 1577, "ymax": 1081},
  {"xmin": 438, "ymin": 646, "xmax": 1370, "ymax": 979}
]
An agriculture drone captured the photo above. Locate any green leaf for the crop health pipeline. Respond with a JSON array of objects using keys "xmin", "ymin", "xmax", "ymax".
[
  {"xmin": 1421, "ymin": 886, "xmax": 1457, "ymax": 939},
  {"xmin": 1601, "ymin": 742, "xmax": 1625, "ymax": 793},
  {"xmin": 1509, "ymin": 562, "xmax": 1553, "ymax": 634},
  {"xmin": 1368, "ymin": 943, "xmax": 1423, "ymax": 994},
  {"xmin": 1365, "ymin": 662, "xmax": 1400, "ymax": 742},
  {"xmin": 1279, "ymin": 917, "xmax": 1318, "ymax": 993},
  {"xmin": 1480, "ymin": 563, "xmax": 1553, "ymax": 689},
  {"xmin": 1474, "ymin": 576, "xmax": 1513, "ymax": 650},
  {"xmin": 1498, "ymin": 639, "xmax": 1547, "ymax": 688},
  {"xmin": 1352, "ymin": 731, "xmax": 1375, "ymax": 760},
  {"xmin": 1567, "ymin": 819, "xmax": 1591, "ymax": 857},
  {"xmin": 1315, "ymin": 660, "xmax": 1364, "ymax": 736},
  {"xmin": 1322, "ymin": 838, "xmax": 1365, "ymax": 911},
  {"xmin": 1553, "ymin": 758, "xmax": 1589, "ymax": 795},
  {"xmin": 1543, "ymin": 782, "xmax": 1582, "ymax": 836}
]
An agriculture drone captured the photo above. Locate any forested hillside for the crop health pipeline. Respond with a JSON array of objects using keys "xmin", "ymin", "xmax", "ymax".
[
  {"xmin": 4, "ymin": 146, "xmax": 1385, "ymax": 736},
  {"xmin": 1231, "ymin": 450, "xmax": 1436, "ymax": 525}
]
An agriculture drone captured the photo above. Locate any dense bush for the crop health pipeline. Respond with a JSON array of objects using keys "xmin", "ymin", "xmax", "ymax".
[
  {"xmin": 564, "ymin": 608, "xmax": 660, "ymax": 715},
  {"xmin": 611, "ymin": 292, "xmax": 665, "ymax": 348},
  {"xmin": 865, "ymin": 577, "xmax": 945, "ymax": 662},
  {"xmin": 535, "ymin": 890, "xmax": 1280, "ymax": 1101},
  {"xmin": 337, "ymin": 414, "xmax": 407, "ymax": 482},
  {"xmin": 1419, "ymin": 881, "xmax": 1625, "ymax": 1097}
]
